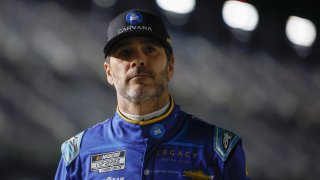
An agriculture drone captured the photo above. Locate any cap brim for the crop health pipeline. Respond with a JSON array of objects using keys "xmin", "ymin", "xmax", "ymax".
[{"xmin": 103, "ymin": 31, "xmax": 171, "ymax": 56}]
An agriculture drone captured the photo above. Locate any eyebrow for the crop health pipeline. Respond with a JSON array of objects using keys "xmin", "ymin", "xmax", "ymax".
[
  {"xmin": 111, "ymin": 38, "xmax": 163, "ymax": 52},
  {"xmin": 141, "ymin": 39, "xmax": 162, "ymax": 46}
]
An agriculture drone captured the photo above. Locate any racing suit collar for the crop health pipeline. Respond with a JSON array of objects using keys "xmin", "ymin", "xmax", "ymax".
[
  {"xmin": 118, "ymin": 102, "xmax": 170, "ymax": 121},
  {"xmin": 116, "ymin": 97, "xmax": 174, "ymax": 125},
  {"xmin": 111, "ymin": 98, "xmax": 183, "ymax": 143}
]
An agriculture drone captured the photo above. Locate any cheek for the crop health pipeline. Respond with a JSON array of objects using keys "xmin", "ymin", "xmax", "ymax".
[
  {"xmin": 110, "ymin": 61, "xmax": 129, "ymax": 78},
  {"xmin": 112, "ymin": 69, "xmax": 126, "ymax": 82},
  {"xmin": 152, "ymin": 63, "xmax": 166, "ymax": 76},
  {"xmin": 155, "ymin": 62, "xmax": 171, "ymax": 80},
  {"xmin": 153, "ymin": 56, "xmax": 168, "ymax": 69}
]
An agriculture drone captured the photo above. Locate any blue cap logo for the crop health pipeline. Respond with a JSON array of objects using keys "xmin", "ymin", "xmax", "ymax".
[
  {"xmin": 126, "ymin": 11, "xmax": 143, "ymax": 25},
  {"xmin": 150, "ymin": 124, "xmax": 165, "ymax": 139}
]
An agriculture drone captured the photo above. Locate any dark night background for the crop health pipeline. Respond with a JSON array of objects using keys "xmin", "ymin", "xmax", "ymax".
[{"xmin": 0, "ymin": 0, "xmax": 319, "ymax": 179}]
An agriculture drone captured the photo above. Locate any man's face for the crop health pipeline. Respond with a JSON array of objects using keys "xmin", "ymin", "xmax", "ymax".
[{"xmin": 104, "ymin": 37, "xmax": 174, "ymax": 103}]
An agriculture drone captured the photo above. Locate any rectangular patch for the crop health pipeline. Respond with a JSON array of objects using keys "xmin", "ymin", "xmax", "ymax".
[{"xmin": 91, "ymin": 150, "xmax": 126, "ymax": 173}]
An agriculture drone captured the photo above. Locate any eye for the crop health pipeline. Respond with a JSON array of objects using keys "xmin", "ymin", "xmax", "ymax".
[
  {"xmin": 117, "ymin": 48, "xmax": 134, "ymax": 59},
  {"xmin": 144, "ymin": 45, "xmax": 157, "ymax": 54}
]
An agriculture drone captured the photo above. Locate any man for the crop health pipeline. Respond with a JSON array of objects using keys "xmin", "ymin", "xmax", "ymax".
[{"xmin": 55, "ymin": 9, "xmax": 250, "ymax": 180}]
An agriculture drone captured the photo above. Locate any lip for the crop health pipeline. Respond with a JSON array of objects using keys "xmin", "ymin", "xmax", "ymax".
[{"xmin": 130, "ymin": 74, "xmax": 151, "ymax": 79}]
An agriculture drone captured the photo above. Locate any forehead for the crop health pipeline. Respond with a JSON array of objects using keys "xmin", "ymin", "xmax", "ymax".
[{"xmin": 111, "ymin": 37, "xmax": 163, "ymax": 50}]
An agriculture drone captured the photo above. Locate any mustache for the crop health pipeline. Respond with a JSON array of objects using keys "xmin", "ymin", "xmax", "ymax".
[{"xmin": 127, "ymin": 66, "xmax": 155, "ymax": 80}]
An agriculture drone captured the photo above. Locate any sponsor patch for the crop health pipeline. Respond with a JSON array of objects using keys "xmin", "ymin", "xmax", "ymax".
[
  {"xmin": 150, "ymin": 124, "xmax": 165, "ymax": 139},
  {"xmin": 61, "ymin": 131, "xmax": 85, "ymax": 166},
  {"xmin": 103, "ymin": 177, "xmax": 125, "ymax": 180},
  {"xmin": 222, "ymin": 132, "xmax": 233, "ymax": 150},
  {"xmin": 213, "ymin": 127, "xmax": 240, "ymax": 161},
  {"xmin": 91, "ymin": 150, "xmax": 126, "ymax": 173},
  {"xmin": 183, "ymin": 170, "xmax": 214, "ymax": 180},
  {"xmin": 143, "ymin": 169, "xmax": 180, "ymax": 176},
  {"xmin": 117, "ymin": 25, "xmax": 152, "ymax": 34}
]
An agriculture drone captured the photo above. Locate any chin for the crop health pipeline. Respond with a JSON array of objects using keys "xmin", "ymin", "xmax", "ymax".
[{"xmin": 126, "ymin": 88, "xmax": 159, "ymax": 102}]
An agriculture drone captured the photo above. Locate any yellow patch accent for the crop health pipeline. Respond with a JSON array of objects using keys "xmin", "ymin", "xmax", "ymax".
[
  {"xmin": 182, "ymin": 170, "xmax": 213, "ymax": 180},
  {"xmin": 246, "ymin": 164, "xmax": 250, "ymax": 176},
  {"xmin": 117, "ymin": 97, "xmax": 174, "ymax": 126}
]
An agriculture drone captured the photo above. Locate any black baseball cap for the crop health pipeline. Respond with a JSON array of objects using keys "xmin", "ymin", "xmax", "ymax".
[{"xmin": 103, "ymin": 9, "xmax": 172, "ymax": 56}]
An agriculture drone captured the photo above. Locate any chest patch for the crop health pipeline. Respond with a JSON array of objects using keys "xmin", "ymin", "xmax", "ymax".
[
  {"xmin": 91, "ymin": 150, "xmax": 126, "ymax": 173},
  {"xmin": 149, "ymin": 124, "xmax": 166, "ymax": 139}
]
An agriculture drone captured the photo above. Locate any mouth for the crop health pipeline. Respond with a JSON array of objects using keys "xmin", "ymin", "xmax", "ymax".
[
  {"xmin": 130, "ymin": 74, "xmax": 152, "ymax": 80},
  {"xmin": 129, "ymin": 73, "xmax": 152, "ymax": 79}
]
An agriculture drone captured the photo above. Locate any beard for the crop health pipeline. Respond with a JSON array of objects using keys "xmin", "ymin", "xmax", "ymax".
[{"xmin": 112, "ymin": 65, "xmax": 169, "ymax": 104}]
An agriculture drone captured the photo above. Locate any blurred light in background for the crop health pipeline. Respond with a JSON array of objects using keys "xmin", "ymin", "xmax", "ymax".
[
  {"xmin": 156, "ymin": 0, "xmax": 196, "ymax": 26},
  {"xmin": 93, "ymin": 0, "xmax": 117, "ymax": 8},
  {"xmin": 222, "ymin": 0, "xmax": 259, "ymax": 31},
  {"xmin": 32, "ymin": 29, "xmax": 77, "ymax": 73},
  {"xmin": 155, "ymin": 0, "xmax": 196, "ymax": 14},
  {"xmin": 286, "ymin": 16, "xmax": 317, "ymax": 47},
  {"xmin": 0, "ymin": 19, "xmax": 27, "ymax": 62}
]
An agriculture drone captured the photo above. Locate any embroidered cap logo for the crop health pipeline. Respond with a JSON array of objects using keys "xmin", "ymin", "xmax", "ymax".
[{"xmin": 125, "ymin": 11, "xmax": 143, "ymax": 25}]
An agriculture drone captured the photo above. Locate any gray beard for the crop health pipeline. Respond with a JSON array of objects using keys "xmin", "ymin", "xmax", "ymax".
[
  {"xmin": 121, "ymin": 81, "xmax": 166, "ymax": 104},
  {"xmin": 113, "ymin": 68, "xmax": 168, "ymax": 104}
]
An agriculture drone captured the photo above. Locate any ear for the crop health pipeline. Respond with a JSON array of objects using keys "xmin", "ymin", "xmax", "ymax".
[
  {"xmin": 104, "ymin": 62, "xmax": 114, "ymax": 86},
  {"xmin": 167, "ymin": 56, "xmax": 175, "ymax": 81}
]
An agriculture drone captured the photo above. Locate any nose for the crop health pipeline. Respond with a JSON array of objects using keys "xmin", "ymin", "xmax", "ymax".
[{"xmin": 130, "ymin": 51, "xmax": 147, "ymax": 68}]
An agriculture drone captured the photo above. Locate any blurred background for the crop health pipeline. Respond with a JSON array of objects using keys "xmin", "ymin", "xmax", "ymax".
[{"xmin": 0, "ymin": 0, "xmax": 319, "ymax": 179}]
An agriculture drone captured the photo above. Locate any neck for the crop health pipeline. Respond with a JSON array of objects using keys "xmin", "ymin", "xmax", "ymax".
[{"xmin": 117, "ymin": 92, "xmax": 170, "ymax": 115}]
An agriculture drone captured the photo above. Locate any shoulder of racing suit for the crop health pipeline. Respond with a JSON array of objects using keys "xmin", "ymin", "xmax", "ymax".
[
  {"xmin": 60, "ymin": 119, "xmax": 110, "ymax": 166},
  {"xmin": 213, "ymin": 125, "xmax": 240, "ymax": 161},
  {"xmin": 61, "ymin": 131, "xmax": 85, "ymax": 166},
  {"xmin": 186, "ymin": 114, "xmax": 241, "ymax": 162}
]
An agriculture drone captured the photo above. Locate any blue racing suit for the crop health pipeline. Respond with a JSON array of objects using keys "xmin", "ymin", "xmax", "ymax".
[{"xmin": 55, "ymin": 98, "xmax": 250, "ymax": 180}]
